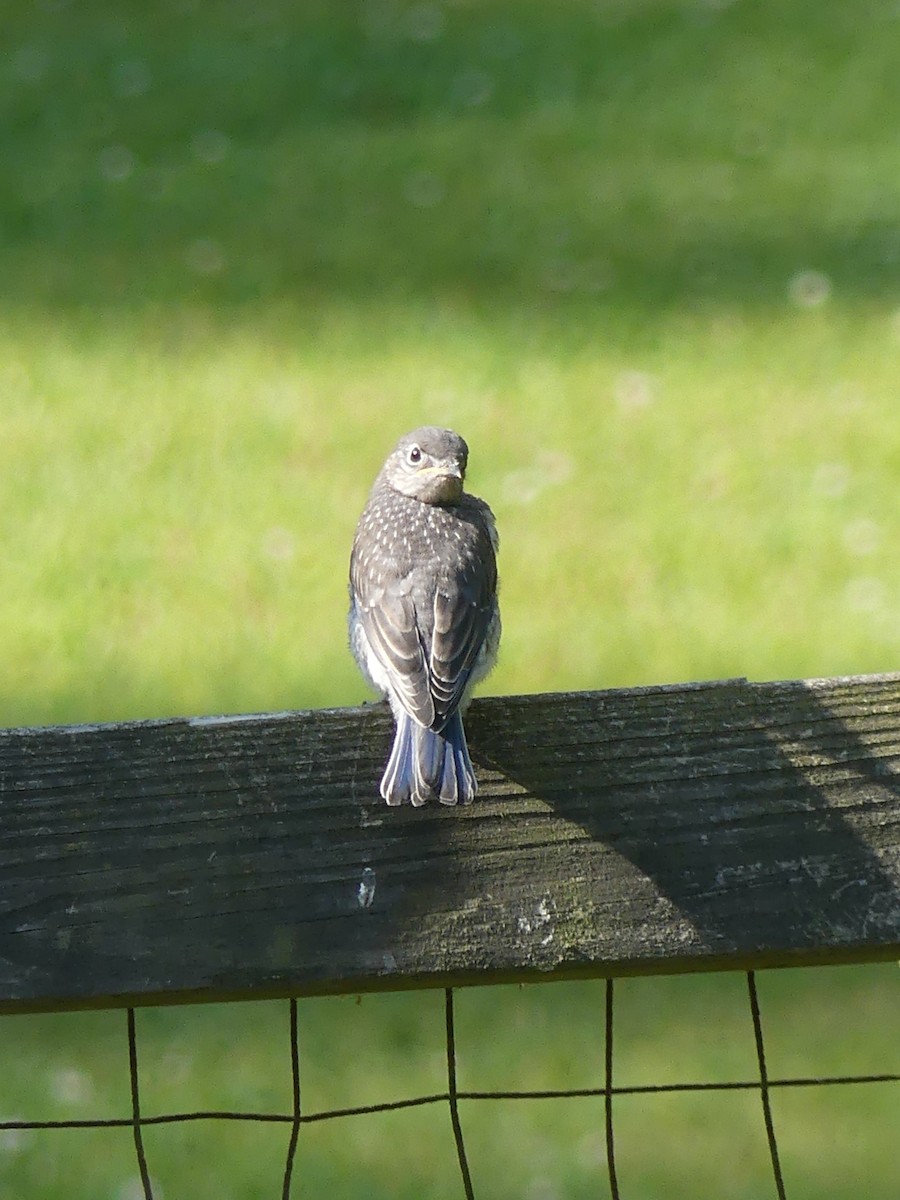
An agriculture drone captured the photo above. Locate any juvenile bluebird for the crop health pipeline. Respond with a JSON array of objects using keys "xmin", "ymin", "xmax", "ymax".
[{"xmin": 349, "ymin": 427, "xmax": 500, "ymax": 806}]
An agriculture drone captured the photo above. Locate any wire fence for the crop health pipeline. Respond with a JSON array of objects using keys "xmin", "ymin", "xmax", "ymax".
[{"xmin": 2, "ymin": 970, "xmax": 898, "ymax": 1199}]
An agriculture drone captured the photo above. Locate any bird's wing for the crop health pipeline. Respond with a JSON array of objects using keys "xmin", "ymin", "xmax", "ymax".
[
  {"xmin": 351, "ymin": 560, "xmax": 436, "ymax": 728},
  {"xmin": 428, "ymin": 529, "xmax": 497, "ymax": 728}
]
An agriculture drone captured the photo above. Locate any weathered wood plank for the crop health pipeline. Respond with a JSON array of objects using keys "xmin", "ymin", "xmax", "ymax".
[{"xmin": 1, "ymin": 674, "xmax": 899, "ymax": 1014}]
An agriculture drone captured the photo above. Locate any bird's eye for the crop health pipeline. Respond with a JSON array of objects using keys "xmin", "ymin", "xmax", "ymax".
[{"xmin": 407, "ymin": 445, "xmax": 422, "ymax": 465}]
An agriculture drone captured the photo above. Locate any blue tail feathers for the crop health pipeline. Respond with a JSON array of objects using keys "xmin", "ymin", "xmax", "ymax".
[{"xmin": 380, "ymin": 711, "xmax": 476, "ymax": 806}]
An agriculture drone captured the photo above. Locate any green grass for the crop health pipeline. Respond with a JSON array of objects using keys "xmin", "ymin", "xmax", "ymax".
[{"xmin": 1, "ymin": 0, "xmax": 898, "ymax": 1196}]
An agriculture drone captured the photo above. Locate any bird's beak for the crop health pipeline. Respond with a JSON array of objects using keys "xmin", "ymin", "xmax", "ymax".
[{"xmin": 421, "ymin": 463, "xmax": 463, "ymax": 480}]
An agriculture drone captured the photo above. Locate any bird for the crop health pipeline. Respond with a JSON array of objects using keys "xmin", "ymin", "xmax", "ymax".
[{"xmin": 349, "ymin": 426, "xmax": 500, "ymax": 806}]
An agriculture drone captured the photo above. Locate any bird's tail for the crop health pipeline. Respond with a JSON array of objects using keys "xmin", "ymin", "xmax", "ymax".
[{"xmin": 380, "ymin": 711, "xmax": 476, "ymax": 806}]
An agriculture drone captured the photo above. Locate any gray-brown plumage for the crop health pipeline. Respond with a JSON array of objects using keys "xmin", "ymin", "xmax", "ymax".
[{"xmin": 349, "ymin": 427, "xmax": 500, "ymax": 805}]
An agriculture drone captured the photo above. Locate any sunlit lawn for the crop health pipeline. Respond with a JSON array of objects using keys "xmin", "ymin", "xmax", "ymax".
[{"xmin": 0, "ymin": 0, "xmax": 898, "ymax": 1196}]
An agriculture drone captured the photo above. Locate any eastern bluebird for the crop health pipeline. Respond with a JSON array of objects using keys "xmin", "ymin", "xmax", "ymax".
[{"xmin": 349, "ymin": 427, "xmax": 500, "ymax": 806}]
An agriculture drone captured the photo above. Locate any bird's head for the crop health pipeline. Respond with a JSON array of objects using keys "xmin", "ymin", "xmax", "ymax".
[{"xmin": 383, "ymin": 426, "xmax": 469, "ymax": 504}]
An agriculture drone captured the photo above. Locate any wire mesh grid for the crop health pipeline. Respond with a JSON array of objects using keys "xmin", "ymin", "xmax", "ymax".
[{"xmin": 2, "ymin": 970, "xmax": 898, "ymax": 1199}]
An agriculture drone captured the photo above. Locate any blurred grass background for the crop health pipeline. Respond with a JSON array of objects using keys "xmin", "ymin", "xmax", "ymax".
[{"xmin": 0, "ymin": 0, "xmax": 898, "ymax": 1196}]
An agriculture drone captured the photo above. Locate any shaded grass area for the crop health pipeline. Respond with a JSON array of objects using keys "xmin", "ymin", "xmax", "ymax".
[
  {"xmin": 0, "ymin": 1, "xmax": 898, "ymax": 1196},
  {"xmin": 3, "ymin": 0, "xmax": 900, "ymax": 307}
]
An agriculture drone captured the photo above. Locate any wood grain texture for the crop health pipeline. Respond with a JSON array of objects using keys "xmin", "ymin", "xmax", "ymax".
[{"xmin": 1, "ymin": 675, "xmax": 899, "ymax": 1014}]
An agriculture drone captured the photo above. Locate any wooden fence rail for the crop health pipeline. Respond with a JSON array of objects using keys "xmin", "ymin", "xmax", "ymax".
[{"xmin": 1, "ymin": 673, "xmax": 899, "ymax": 1016}]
